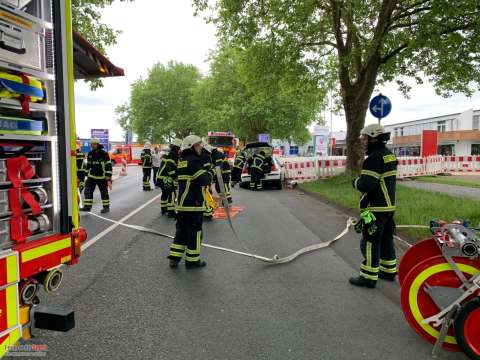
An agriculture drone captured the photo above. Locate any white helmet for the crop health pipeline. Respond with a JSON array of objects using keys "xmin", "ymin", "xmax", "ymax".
[
  {"xmin": 144, "ymin": 141, "xmax": 151, "ymax": 149},
  {"xmin": 181, "ymin": 135, "xmax": 203, "ymax": 151},
  {"xmin": 171, "ymin": 138, "xmax": 182, "ymax": 148},
  {"xmin": 91, "ymin": 138, "xmax": 100, "ymax": 145},
  {"xmin": 360, "ymin": 124, "xmax": 389, "ymax": 138}
]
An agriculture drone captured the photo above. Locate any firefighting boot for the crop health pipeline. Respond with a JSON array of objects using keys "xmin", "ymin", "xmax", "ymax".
[
  {"xmin": 379, "ymin": 272, "xmax": 396, "ymax": 282},
  {"xmin": 349, "ymin": 276, "xmax": 376, "ymax": 289},
  {"xmin": 79, "ymin": 207, "xmax": 91, "ymax": 212},
  {"xmin": 185, "ymin": 260, "xmax": 207, "ymax": 269},
  {"xmin": 167, "ymin": 212, "xmax": 176, "ymax": 219},
  {"xmin": 101, "ymin": 207, "xmax": 110, "ymax": 214}
]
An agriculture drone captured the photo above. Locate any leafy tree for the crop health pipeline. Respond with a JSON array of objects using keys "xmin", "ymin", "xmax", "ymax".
[
  {"xmin": 194, "ymin": 43, "xmax": 325, "ymax": 143},
  {"xmin": 193, "ymin": 0, "xmax": 480, "ymax": 173},
  {"xmin": 117, "ymin": 62, "xmax": 205, "ymax": 143}
]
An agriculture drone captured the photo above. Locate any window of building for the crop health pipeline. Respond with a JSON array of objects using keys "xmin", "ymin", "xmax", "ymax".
[
  {"xmin": 473, "ymin": 115, "xmax": 480, "ymax": 130},
  {"xmin": 394, "ymin": 128, "xmax": 398, "ymax": 138},
  {"xmin": 438, "ymin": 144, "xmax": 455, "ymax": 156},
  {"xmin": 472, "ymin": 144, "xmax": 480, "ymax": 155},
  {"xmin": 437, "ymin": 121, "xmax": 446, "ymax": 132},
  {"xmin": 400, "ymin": 128, "xmax": 404, "ymax": 136}
]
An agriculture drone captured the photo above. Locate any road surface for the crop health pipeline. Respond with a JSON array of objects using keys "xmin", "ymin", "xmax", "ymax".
[{"xmin": 25, "ymin": 167, "xmax": 466, "ymax": 360}]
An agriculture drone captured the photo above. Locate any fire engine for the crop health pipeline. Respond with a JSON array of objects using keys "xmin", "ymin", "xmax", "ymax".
[
  {"xmin": 0, "ymin": 0, "xmax": 125, "ymax": 357},
  {"xmin": 207, "ymin": 131, "xmax": 237, "ymax": 160}
]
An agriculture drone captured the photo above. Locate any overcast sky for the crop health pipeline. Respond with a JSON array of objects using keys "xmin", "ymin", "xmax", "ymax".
[{"xmin": 74, "ymin": 0, "xmax": 480, "ymax": 141}]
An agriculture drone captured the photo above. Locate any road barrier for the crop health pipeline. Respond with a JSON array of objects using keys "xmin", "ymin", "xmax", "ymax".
[{"xmin": 281, "ymin": 155, "xmax": 480, "ymax": 183}]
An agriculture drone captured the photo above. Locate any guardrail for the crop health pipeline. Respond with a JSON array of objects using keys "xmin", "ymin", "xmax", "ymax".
[{"xmin": 280, "ymin": 155, "xmax": 479, "ymax": 183}]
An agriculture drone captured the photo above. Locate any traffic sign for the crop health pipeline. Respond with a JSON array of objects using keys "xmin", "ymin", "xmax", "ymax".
[
  {"xmin": 258, "ymin": 134, "xmax": 270, "ymax": 143},
  {"xmin": 369, "ymin": 94, "xmax": 392, "ymax": 120},
  {"xmin": 91, "ymin": 129, "xmax": 109, "ymax": 151}
]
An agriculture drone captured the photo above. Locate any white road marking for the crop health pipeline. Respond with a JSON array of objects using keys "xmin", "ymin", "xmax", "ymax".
[{"xmin": 81, "ymin": 193, "xmax": 163, "ymax": 252}]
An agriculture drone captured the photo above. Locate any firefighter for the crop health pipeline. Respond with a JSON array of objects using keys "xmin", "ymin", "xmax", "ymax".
[
  {"xmin": 76, "ymin": 148, "xmax": 87, "ymax": 193},
  {"xmin": 211, "ymin": 148, "xmax": 232, "ymax": 203},
  {"xmin": 350, "ymin": 124, "xmax": 398, "ymax": 289},
  {"xmin": 168, "ymin": 135, "xmax": 211, "ymax": 269},
  {"xmin": 157, "ymin": 139, "xmax": 182, "ymax": 217},
  {"xmin": 231, "ymin": 150, "xmax": 246, "ymax": 187},
  {"xmin": 80, "ymin": 138, "xmax": 113, "ymax": 214},
  {"xmin": 250, "ymin": 150, "xmax": 265, "ymax": 191},
  {"xmin": 140, "ymin": 142, "xmax": 153, "ymax": 191},
  {"xmin": 200, "ymin": 142, "xmax": 216, "ymax": 220}
]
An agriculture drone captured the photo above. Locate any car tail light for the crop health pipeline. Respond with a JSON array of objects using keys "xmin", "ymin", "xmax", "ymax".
[
  {"xmin": 242, "ymin": 164, "xmax": 248, "ymax": 174},
  {"xmin": 271, "ymin": 163, "xmax": 278, "ymax": 172}
]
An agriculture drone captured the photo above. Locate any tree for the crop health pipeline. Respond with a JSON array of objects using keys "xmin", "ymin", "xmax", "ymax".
[
  {"xmin": 194, "ymin": 43, "xmax": 325, "ymax": 143},
  {"xmin": 73, "ymin": 0, "xmax": 133, "ymax": 89},
  {"xmin": 193, "ymin": 0, "xmax": 480, "ymax": 173},
  {"xmin": 117, "ymin": 62, "xmax": 205, "ymax": 143}
]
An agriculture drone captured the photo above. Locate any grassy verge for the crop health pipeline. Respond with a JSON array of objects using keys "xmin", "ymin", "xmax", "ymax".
[
  {"xmin": 414, "ymin": 175, "xmax": 480, "ymax": 189},
  {"xmin": 299, "ymin": 175, "xmax": 480, "ymax": 239}
]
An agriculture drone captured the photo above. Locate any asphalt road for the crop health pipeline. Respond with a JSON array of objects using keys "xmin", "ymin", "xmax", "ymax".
[
  {"xmin": 400, "ymin": 179, "xmax": 480, "ymax": 199},
  {"xmin": 24, "ymin": 167, "xmax": 466, "ymax": 360}
]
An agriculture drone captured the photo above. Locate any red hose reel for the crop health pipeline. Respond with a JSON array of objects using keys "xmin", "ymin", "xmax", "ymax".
[{"xmin": 399, "ymin": 222, "xmax": 480, "ymax": 359}]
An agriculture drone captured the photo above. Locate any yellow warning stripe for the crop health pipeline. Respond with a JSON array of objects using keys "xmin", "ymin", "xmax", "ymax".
[
  {"xmin": 21, "ymin": 238, "xmax": 71, "ymax": 263},
  {"xmin": 0, "ymin": 326, "xmax": 21, "ymax": 358},
  {"xmin": 6, "ymin": 255, "xmax": 17, "ymax": 284},
  {"xmin": 6, "ymin": 285, "xmax": 18, "ymax": 329}
]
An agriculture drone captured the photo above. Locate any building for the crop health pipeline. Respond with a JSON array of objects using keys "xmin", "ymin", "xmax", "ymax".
[{"xmin": 384, "ymin": 109, "xmax": 480, "ymax": 156}]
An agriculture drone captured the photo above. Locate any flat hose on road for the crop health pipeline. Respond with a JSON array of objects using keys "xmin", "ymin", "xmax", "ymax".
[{"xmin": 87, "ymin": 212, "xmax": 356, "ymax": 264}]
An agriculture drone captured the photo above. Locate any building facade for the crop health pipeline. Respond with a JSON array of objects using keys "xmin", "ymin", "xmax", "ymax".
[{"xmin": 384, "ymin": 109, "xmax": 480, "ymax": 156}]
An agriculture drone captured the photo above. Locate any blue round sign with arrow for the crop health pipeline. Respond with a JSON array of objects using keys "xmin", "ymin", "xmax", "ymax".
[{"xmin": 369, "ymin": 94, "xmax": 392, "ymax": 120}]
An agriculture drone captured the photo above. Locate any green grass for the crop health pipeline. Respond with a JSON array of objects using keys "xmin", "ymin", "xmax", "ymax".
[
  {"xmin": 414, "ymin": 175, "xmax": 480, "ymax": 189},
  {"xmin": 299, "ymin": 175, "xmax": 480, "ymax": 239}
]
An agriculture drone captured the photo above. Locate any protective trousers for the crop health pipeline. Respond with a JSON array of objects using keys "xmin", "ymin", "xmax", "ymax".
[
  {"xmin": 159, "ymin": 179, "xmax": 176, "ymax": 215},
  {"xmin": 83, "ymin": 178, "xmax": 110, "ymax": 209},
  {"xmin": 168, "ymin": 212, "xmax": 203, "ymax": 264},
  {"xmin": 250, "ymin": 169, "xmax": 263, "ymax": 190},
  {"xmin": 142, "ymin": 168, "xmax": 152, "ymax": 190},
  {"xmin": 359, "ymin": 212, "xmax": 397, "ymax": 281}
]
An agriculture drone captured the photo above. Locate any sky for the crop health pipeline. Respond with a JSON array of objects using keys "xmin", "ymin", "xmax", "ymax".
[{"xmin": 74, "ymin": 0, "xmax": 480, "ymax": 141}]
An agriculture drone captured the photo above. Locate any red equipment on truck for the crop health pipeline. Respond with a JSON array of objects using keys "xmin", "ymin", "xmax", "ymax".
[{"xmin": 399, "ymin": 220, "xmax": 480, "ymax": 359}]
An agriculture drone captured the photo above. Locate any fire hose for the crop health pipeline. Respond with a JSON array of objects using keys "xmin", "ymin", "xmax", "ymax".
[{"xmin": 88, "ymin": 212, "xmax": 356, "ymax": 264}]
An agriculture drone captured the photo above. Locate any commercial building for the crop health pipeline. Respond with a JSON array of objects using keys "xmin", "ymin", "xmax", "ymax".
[{"xmin": 384, "ymin": 109, "xmax": 480, "ymax": 156}]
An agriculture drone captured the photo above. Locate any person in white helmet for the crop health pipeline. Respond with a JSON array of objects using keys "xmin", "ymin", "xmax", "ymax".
[
  {"xmin": 349, "ymin": 124, "xmax": 398, "ymax": 289},
  {"xmin": 167, "ymin": 135, "xmax": 211, "ymax": 269},
  {"xmin": 140, "ymin": 141, "xmax": 153, "ymax": 191}
]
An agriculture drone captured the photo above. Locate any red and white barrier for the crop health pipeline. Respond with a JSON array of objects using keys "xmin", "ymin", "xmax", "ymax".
[{"xmin": 282, "ymin": 155, "xmax": 480, "ymax": 183}]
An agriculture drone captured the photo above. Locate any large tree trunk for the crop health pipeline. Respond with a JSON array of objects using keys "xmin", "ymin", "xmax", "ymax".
[{"xmin": 344, "ymin": 95, "xmax": 368, "ymax": 176}]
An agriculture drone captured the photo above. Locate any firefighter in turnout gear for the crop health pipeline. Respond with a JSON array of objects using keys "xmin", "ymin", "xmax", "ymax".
[
  {"xmin": 158, "ymin": 139, "xmax": 182, "ymax": 217},
  {"xmin": 350, "ymin": 124, "xmax": 398, "ymax": 289},
  {"xmin": 212, "ymin": 148, "xmax": 232, "ymax": 203},
  {"xmin": 231, "ymin": 151, "xmax": 246, "ymax": 187},
  {"xmin": 168, "ymin": 135, "xmax": 211, "ymax": 269},
  {"xmin": 250, "ymin": 151, "xmax": 265, "ymax": 191},
  {"xmin": 80, "ymin": 138, "xmax": 113, "ymax": 214},
  {"xmin": 201, "ymin": 142, "xmax": 215, "ymax": 220},
  {"xmin": 76, "ymin": 148, "xmax": 87, "ymax": 193},
  {"xmin": 141, "ymin": 142, "xmax": 153, "ymax": 191}
]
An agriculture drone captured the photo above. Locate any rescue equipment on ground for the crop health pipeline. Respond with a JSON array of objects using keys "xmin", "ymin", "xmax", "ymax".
[{"xmin": 399, "ymin": 220, "xmax": 480, "ymax": 359}]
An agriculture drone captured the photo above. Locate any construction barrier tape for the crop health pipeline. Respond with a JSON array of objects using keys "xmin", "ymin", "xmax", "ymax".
[{"xmin": 87, "ymin": 212, "xmax": 357, "ymax": 264}]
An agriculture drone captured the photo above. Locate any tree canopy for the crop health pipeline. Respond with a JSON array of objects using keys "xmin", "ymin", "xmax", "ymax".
[
  {"xmin": 194, "ymin": 43, "xmax": 325, "ymax": 143},
  {"xmin": 193, "ymin": 0, "xmax": 480, "ymax": 172},
  {"xmin": 116, "ymin": 62, "xmax": 205, "ymax": 143}
]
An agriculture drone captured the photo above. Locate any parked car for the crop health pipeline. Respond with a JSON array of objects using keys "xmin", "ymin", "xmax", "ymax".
[{"xmin": 240, "ymin": 142, "xmax": 284, "ymax": 189}]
